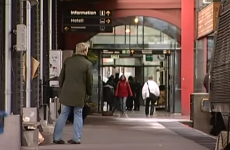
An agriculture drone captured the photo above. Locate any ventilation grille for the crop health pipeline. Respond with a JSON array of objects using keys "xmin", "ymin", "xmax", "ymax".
[{"xmin": 210, "ymin": 3, "xmax": 230, "ymax": 105}]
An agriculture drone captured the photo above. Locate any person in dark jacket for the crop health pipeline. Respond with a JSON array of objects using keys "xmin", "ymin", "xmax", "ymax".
[
  {"xmin": 114, "ymin": 73, "xmax": 120, "ymax": 86},
  {"xmin": 53, "ymin": 42, "xmax": 93, "ymax": 145},
  {"xmin": 203, "ymin": 73, "xmax": 210, "ymax": 93},
  {"xmin": 106, "ymin": 75, "xmax": 116, "ymax": 89},
  {"xmin": 115, "ymin": 75, "xmax": 133, "ymax": 115},
  {"xmin": 134, "ymin": 77, "xmax": 141, "ymax": 111},
  {"xmin": 127, "ymin": 76, "xmax": 136, "ymax": 110}
]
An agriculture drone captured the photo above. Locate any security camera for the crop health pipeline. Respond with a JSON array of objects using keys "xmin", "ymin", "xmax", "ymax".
[{"xmin": 28, "ymin": 0, "xmax": 39, "ymax": 6}]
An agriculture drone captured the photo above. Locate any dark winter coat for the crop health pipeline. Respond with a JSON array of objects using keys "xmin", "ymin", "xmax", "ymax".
[
  {"xmin": 59, "ymin": 54, "xmax": 93, "ymax": 107},
  {"xmin": 203, "ymin": 73, "xmax": 210, "ymax": 93}
]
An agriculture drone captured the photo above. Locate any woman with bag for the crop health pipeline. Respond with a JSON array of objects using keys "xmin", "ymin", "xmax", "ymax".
[
  {"xmin": 142, "ymin": 75, "xmax": 160, "ymax": 116},
  {"xmin": 115, "ymin": 75, "xmax": 133, "ymax": 115}
]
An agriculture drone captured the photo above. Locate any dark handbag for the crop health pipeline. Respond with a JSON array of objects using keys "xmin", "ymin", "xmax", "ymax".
[
  {"xmin": 58, "ymin": 104, "xmax": 91, "ymax": 123},
  {"xmin": 146, "ymin": 82, "xmax": 158, "ymax": 103}
]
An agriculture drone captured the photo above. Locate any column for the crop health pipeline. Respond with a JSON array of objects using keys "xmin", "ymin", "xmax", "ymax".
[
  {"xmin": 31, "ymin": 3, "xmax": 40, "ymax": 107},
  {"xmin": 0, "ymin": 0, "xmax": 5, "ymax": 110},
  {"xmin": 181, "ymin": 0, "xmax": 195, "ymax": 115},
  {"xmin": 11, "ymin": 0, "xmax": 25, "ymax": 114}
]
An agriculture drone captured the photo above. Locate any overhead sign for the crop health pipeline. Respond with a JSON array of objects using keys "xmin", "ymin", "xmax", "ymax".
[
  {"xmin": 111, "ymin": 54, "xmax": 119, "ymax": 59},
  {"xmin": 142, "ymin": 50, "xmax": 152, "ymax": 54},
  {"xmin": 62, "ymin": 10, "xmax": 113, "ymax": 33}
]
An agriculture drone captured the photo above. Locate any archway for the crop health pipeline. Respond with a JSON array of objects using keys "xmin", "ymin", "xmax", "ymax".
[
  {"xmin": 90, "ymin": 16, "xmax": 181, "ymax": 49},
  {"xmin": 63, "ymin": 15, "xmax": 181, "ymax": 49}
]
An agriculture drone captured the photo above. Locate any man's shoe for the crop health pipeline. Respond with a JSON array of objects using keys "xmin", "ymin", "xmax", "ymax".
[
  {"xmin": 53, "ymin": 140, "xmax": 65, "ymax": 144},
  {"xmin": 68, "ymin": 139, "xmax": 81, "ymax": 144}
]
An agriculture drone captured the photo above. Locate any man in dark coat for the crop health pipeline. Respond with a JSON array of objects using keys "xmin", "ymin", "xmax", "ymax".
[
  {"xmin": 113, "ymin": 73, "xmax": 120, "ymax": 86},
  {"xmin": 53, "ymin": 42, "xmax": 93, "ymax": 145},
  {"xmin": 134, "ymin": 77, "xmax": 141, "ymax": 111}
]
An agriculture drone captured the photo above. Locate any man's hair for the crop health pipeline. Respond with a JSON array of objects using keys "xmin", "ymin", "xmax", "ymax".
[
  {"xmin": 75, "ymin": 42, "xmax": 89, "ymax": 55},
  {"xmin": 148, "ymin": 75, "xmax": 153, "ymax": 80}
]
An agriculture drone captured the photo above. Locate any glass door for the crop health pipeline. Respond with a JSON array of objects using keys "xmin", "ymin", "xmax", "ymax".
[
  {"xmin": 87, "ymin": 50, "xmax": 101, "ymax": 112},
  {"xmin": 168, "ymin": 50, "xmax": 181, "ymax": 113}
]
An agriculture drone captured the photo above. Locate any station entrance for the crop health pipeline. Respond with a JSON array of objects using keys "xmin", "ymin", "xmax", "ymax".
[
  {"xmin": 86, "ymin": 48, "xmax": 181, "ymax": 114},
  {"xmin": 83, "ymin": 16, "xmax": 182, "ymax": 114}
]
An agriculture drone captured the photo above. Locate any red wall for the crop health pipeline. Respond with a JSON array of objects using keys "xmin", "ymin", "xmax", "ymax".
[{"xmin": 181, "ymin": 0, "xmax": 195, "ymax": 115}]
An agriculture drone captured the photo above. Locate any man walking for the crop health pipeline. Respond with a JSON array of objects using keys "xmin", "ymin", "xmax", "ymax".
[
  {"xmin": 53, "ymin": 42, "xmax": 93, "ymax": 144},
  {"xmin": 142, "ymin": 75, "xmax": 160, "ymax": 116}
]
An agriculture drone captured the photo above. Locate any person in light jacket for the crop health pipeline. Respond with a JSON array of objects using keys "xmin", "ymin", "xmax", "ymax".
[{"xmin": 142, "ymin": 75, "xmax": 160, "ymax": 116}]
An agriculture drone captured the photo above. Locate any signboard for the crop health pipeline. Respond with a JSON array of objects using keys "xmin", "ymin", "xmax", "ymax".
[
  {"xmin": 49, "ymin": 50, "xmax": 62, "ymax": 79},
  {"xmin": 62, "ymin": 10, "xmax": 113, "ymax": 33},
  {"xmin": 111, "ymin": 54, "xmax": 119, "ymax": 59},
  {"xmin": 197, "ymin": 2, "xmax": 220, "ymax": 39},
  {"xmin": 142, "ymin": 50, "xmax": 152, "ymax": 54},
  {"xmin": 145, "ymin": 54, "xmax": 153, "ymax": 61}
]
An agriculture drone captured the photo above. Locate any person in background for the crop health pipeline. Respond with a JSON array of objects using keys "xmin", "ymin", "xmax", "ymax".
[
  {"xmin": 203, "ymin": 73, "xmax": 210, "ymax": 93},
  {"xmin": 114, "ymin": 73, "xmax": 120, "ymax": 86},
  {"xmin": 115, "ymin": 75, "xmax": 133, "ymax": 115},
  {"xmin": 126, "ymin": 76, "xmax": 136, "ymax": 111},
  {"xmin": 134, "ymin": 77, "xmax": 141, "ymax": 111},
  {"xmin": 104, "ymin": 75, "xmax": 116, "ymax": 111},
  {"xmin": 53, "ymin": 42, "xmax": 93, "ymax": 144},
  {"xmin": 106, "ymin": 75, "xmax": 116, "ymax": 89},
  {"xmin": 142, "ymin": 75, "xmax": 160, "ymax": 116},
  {"xmin": 113, "ymin": 73, "xmax": 121, "ymax": 110}
]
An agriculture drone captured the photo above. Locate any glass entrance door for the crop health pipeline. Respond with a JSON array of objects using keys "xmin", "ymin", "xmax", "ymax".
[
  {"xmin": 87, "ymin": 50, "xmax": 101, "ymax": 112},
  {"xmin": 168, "ymin": 51, "xmax": 181, "ymax": 113}
]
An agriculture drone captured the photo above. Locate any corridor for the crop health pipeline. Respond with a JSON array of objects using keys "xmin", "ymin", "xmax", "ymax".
[{"xmin": 36, "ymin": 115, "xmax": 216, "ymax": 150}]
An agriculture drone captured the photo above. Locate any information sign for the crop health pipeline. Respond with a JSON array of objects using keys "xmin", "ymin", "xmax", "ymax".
[{"xmin": 62, "ymin": 10, "xmax": 113, "ymax": 33}]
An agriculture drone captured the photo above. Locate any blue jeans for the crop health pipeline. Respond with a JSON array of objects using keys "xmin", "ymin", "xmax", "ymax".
[
  {"xmin": 119, "ymin": 97, "xmax": 127, "ymax": 114},
  {"xmin": 53, "ymin": 105, "xmax": 83, "ymax": 142}
]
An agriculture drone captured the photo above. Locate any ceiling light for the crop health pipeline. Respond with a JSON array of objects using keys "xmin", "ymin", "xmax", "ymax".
[
  {"xmin": 125, "ymin": 28, "xmax": 131, "ymax": 33},
  {"xmin": 134, "ymin": 17, "xmax": 139, "ymax": 23}
]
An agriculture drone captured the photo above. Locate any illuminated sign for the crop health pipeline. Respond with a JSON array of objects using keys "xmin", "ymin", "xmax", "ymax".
[{"xmin": 62, "ymin": 10, "xmax": 113, "ymax": 33}]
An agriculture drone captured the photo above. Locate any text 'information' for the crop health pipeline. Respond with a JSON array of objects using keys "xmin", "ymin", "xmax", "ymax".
[{"xmin": 62, "ymin": 10, "xmax": 113, "ymax": 33}]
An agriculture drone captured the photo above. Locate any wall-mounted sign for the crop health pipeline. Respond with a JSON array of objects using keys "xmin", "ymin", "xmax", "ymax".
[
  {"xmin": 111, "ymin": 54, "xmax": 119, "ymax": 59},
  {"xmin": 145, "ymin": 54, "xmax": 153, "ymax": 61},
  {"xmin": 197, "ymin": 2, "xmax": 220, "ymax": 39},
  {"xmin": 142, "ymin": 50, "xmax": 152, "ymax": 54},
  {"xmin": 49, "ymin": 50, "xmax": 62, "ymax": 79},
  {"xmin": 62, "ymin": 10, "xmax": 113, "ymax": 33}
]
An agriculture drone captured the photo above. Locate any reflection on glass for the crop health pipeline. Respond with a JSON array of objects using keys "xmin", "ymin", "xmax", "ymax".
[
  {"xmin": 87, "ymin": 50, "xmax": 99, "ymax": 105},
  {"xmin": 207, "ymin": 37, "xmax": 214, "ymax": 71}
]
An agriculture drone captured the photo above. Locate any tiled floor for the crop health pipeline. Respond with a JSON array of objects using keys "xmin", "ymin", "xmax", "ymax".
[{"xmin": 38, "ymin": 113, "xmax": 215, "ymax": 150}]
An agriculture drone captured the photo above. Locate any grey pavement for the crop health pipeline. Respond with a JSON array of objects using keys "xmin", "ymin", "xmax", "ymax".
[{"xmin": 37, "ymin": 115, "xmax": 213, "ymax": 150}]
